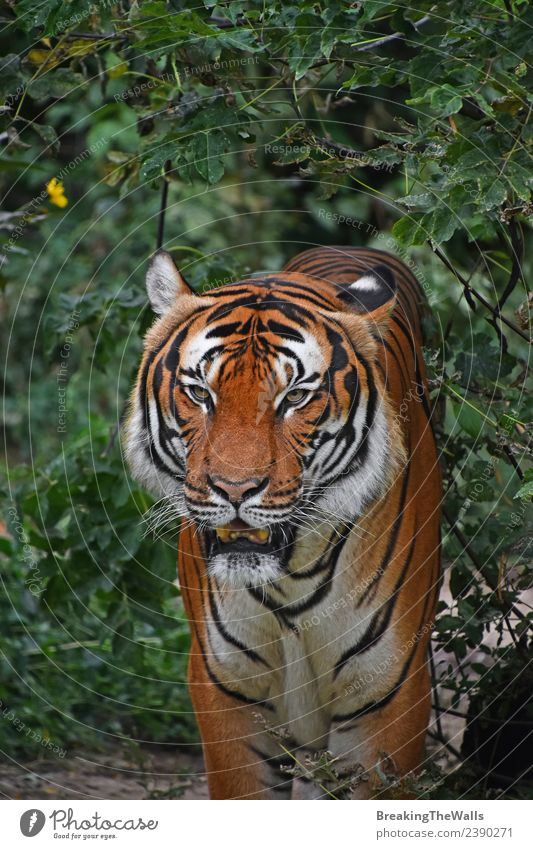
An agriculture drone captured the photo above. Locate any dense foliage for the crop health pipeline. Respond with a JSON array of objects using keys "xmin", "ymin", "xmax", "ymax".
[{"xmin": 1, "ymin": 0, "xmax": 531, "ymax": 797}]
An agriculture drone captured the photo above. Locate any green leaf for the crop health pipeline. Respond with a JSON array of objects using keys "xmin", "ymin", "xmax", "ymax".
[
  {"xmin": 133, "ymin": 10, "xmax": 217, "ymax": 55},
  {"xmin": 193, "ymin": 131, "xmax": 227, "ymax": 184},
  {"xmin": 514, "ymin": 471, "xmax": 533, "ymax": 502},
  {"xmin": 392, "ymin": 214, "xmax": 427, "ymax": 246},
  {"xmin": 455, "ymin": 337, "xmax": 514, "ymax": 383},
  {"xmin": 271, "ymin": 144, "xmax": 311, "ymax": 165},
  {"xmin": 28, "ymin": 69, "xmax": 85, "ymax": 100},
  {"xmin": 140, "ymin": 141, "xmax": 177, "ymax": 182},
  {"xmin": 358, "ymin": 1, "xmax": 393, "ymax": 24},
  {"xmin": 450, "ymin": 563, "xmax": 472, "ymax": 598},
  {"xmin": 216, "ymin": 28, "xmax": 261, "ymax": 53},
  {"xmin": 44, "ymin": 0, "xmax": 96, "ymax": 36},
  {"xmin": 396, "ymin": 192, "xmax": 435, "ymax": 211},
  {"xmin": 452, "ymin": 397, "xmax": 485, "ymax": 439},
  {"xmin": 479, "ymin": 179, "xmax": 508, "ymax": 211},
  {"xmin": 14, "ymin": 0, "xmax": 62, "ymax": 32},
  {"xmin": 32, "ymin": 123, "xmax": 60, "ymax": 153},
  {"xmin": 427, "ymin": 206, "xmax": 461, "ymax": 245},
  {"xmin": 290, "ymin": 31, "xmax": 323, "ymax": 80},
  {"xmin": 111, "ymin": 618, "xmax": 144, "ymax": 667},
  {"xmin": 505, "ymin": 161, "xmax": 531, "ymax": 202},
  {"xmin": 430, "ymin": 84, "xmax": 463, "ymax": 117},
  {"xmin": 0, "ymin": 54, "xmax": 28, "ymax": 100}
]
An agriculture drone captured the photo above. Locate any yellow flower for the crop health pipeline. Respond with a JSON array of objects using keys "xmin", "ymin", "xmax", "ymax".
[{"xmin": 46, "ymin": 178, "xmax": 68, "ymax": 208}]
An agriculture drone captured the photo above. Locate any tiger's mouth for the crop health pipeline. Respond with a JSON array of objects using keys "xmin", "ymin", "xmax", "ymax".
[
  {"xmin": 215, "ymin": 520, "xmax": 271, "ymax": 546},
  {"xmin": 204, "ymin": 519, "xmax": 293, "ymax": 561}
]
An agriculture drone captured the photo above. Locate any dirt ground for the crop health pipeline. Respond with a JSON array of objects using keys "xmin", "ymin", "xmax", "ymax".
[
  {"xmin": 0, "ymin": 715, "xmax": 461, "ymax": 801},
  {"xmin": 0, "ymin": 592, "xmax": 467, "ymax": 800},
  {"xmin": 0, "ymin": 580, "xmax": 474, "ymax": 801},
  {"xmin": 0, "ymin": 746, "xmax": 209, "ymax": 801}
]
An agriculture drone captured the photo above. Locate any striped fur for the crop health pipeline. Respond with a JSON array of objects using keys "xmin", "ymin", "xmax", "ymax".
[{"xmin": 124, "ymin": 246, "xmax": 441, "ymax": 799}]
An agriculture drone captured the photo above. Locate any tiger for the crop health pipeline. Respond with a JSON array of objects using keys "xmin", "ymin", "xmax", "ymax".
[{"xmin": 124, "ymin": 245, "xmax": 441, "ymax": 799}]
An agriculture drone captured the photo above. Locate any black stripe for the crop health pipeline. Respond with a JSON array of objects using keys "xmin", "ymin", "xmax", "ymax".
[
  {"xmin": 333, "ymin": 533, "xmax": 417, "ymax": 678},
  {"xmin": 205, "ymin": 321, "xmax": 243, "ymax": 338},
  {"xmin": 332, "ymin": 581, "xmax": 435, "ymax": 728},
  {"xmin": 205, "ymin": 293, "xmax": 319, "ymax": 325},
  {"xmin": 285, "ymin": 246, "xmax": 424, "ymax": 304},
  {"xmin": 389, "ymin": 314, "xmax": 433, "ymax": 423},
  {"xmin": 246, "ymin": 524, "xmax": 349, "ymax": 623},
  {"xmin": 208, "ymin": 582, "xmax": 270, "ymax": 668},
  {"xmin": 207, "ymin": 278, "xmax": 333, "ymax": 312},
  {"xmin": 357, "ymin": 457, "xmax": 412, "ymax": 606},
  {"xmin": 261, "ymin": 278, "xmax": 337, "ymax": 309},
  {"xmin": 186, "ymin": 554, "xmax": 275, "ymax": 711},
  {"xmin": 283, "ymin": 525, "xmax": 350, "ymax": 611},
  {"xmin": 380, "ymin": 336, "xmax": 408, "ymax": 396},
  {"xmin": 266, "ymin": 319, "xmax": 305, "ymax": 342},
  {"xmin": 249, "ymin": 745, "xmax": 295, "ymax": 770},
  {"xmin": 290, "ymin": 524, "xmax": 350, "ymax": 581},
  {"xmin": 320, "ymin": 347, "xmax": 375, "ymax": 481},
  {"xmin": 388, "ymin": 325, "xmax": 412, "ymax": 391}
]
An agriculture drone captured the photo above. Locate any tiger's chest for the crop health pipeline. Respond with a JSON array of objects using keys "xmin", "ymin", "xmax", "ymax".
[{"xmin": 204, "ymin": 550, "xmax": 400, "ymax": 748}]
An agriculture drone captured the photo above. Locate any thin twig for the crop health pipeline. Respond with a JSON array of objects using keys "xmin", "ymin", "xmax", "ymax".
[
  {"xmin": 297, "ymin": 15, "xmax": 432, "ymax": 69},
  {"xmin": 157, "ymin": 160, "xmax": 172, "ymax": 249},
  {"xmin": 427, "ymin": 729, "xmax": 462, "ymax": 761},
  {"xmin": 442, "ymin": 507, "xmax": 526, "ymax": 622},
  {"xmin": 429, "ymin": 643, "xmax": 444, "ymax": 740},
  {"xmin": 352, "ymin": 15, "xmax": 431, "ymax": 53},
  {"xmin": 65, "ymin": 31, "xmax": 126, "ymax": 40},
  {"xmin": 102, "ymin": 407, "xmax": 127, "ymax": 457},
  {"xmin": 310, "ymin": 134, "xmax": 376, "ymax": 162},
  {"xmin": 208, "ymin": 15, "xmax": 246, "ymax": 29},
  {"xmin": 432, "ymin": 704, "xmax": 533, "ymax": 727},
  {"xmin": 104, "ymin": 159, "xmax": 170, "ymax": 454},
  {"xmin": 209, "ymin": 13, "xmax": 431, "ymax": 52},
  {"xmin": 432, "ymin": 246, "xmax": 531, "ymax": 344},
  {"xmin": 498, "ymin": 220, "xmax": 523, "ymax": 310},
  {"xmin": 502, "ymin": 444, "xmax": 524, "ymax": 480}
]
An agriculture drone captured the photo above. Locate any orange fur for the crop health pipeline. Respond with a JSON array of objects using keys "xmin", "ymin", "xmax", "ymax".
[{"xmin": 126, "ymin": 246, "xmax": 441, "ymax": 799}]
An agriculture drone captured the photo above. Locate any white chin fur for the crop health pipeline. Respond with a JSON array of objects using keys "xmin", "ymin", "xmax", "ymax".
[{"xmin": 208, "ymin": 552, "xmax": 283, "ymax": 588}]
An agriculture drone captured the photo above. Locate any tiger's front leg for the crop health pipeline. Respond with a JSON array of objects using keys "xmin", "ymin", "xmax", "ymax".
[
  {"xmin": 328, "ymin": 640, "xmax": 432, "ymax": 799},
  {"xmin": 188, "ymin": 641, "xmax": 292, "ymax": 800}
]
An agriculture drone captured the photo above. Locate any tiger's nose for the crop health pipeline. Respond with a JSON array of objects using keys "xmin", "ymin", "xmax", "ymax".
[{"xmin": 207, "ymin": 475, "xmax": 268, "ymax": 504}]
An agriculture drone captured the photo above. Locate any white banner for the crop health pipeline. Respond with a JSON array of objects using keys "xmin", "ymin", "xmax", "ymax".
[{"xmin": 0, "ymin": 799, "xmax": 529, "ymax": 848}]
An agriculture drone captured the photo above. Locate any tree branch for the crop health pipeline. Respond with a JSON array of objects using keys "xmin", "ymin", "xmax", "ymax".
[
  {"xmin": 497, "ymin": 220, "xmax": 523, "ymax": 310},
  {"xmin": 156, "ymin": 160, "xmax": 172, "ymax": 249},
  {"xmin": 352, "ymin": 15, "xmax": 431, "ymax": 53},
  {"xmin": 432, "ymin": 246, "xmax": 531, "ymax": 345},
  {"xmin": 442, "ymin": 507, "xmax": 526, "ymax": 622}
]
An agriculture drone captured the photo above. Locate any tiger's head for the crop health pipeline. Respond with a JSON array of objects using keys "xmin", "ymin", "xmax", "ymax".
[{"xmin": 124, "ymin": 251, "xmax": 405, "ymax": 587}]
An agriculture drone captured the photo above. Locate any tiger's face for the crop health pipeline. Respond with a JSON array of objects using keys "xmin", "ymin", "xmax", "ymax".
[{"xmin": 125, "ymin": 252, "xmax": 404, "ymax": 587}]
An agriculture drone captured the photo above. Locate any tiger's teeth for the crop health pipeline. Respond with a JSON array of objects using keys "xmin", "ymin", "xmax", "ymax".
[{"xmin": 215, "ymin": 526, "xmax": 270, "ymax": 544}]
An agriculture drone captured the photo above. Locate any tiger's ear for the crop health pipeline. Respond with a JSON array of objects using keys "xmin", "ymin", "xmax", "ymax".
[
  {"xmin": 146, "ymin": 250, "xmax": 193, "ymax": 315},
  {"xmin": 338, "ymin": 264, "xmax": 396, "ymax": 323}
]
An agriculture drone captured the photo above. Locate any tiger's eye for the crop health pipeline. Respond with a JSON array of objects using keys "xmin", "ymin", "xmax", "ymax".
[
  {"xmin": 285, "ymin": 388, "xmax": 307, "ymax": 404},
  {"xmin": 190, "ymin": 385, "xmax": 209, "ymax": 403}
]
